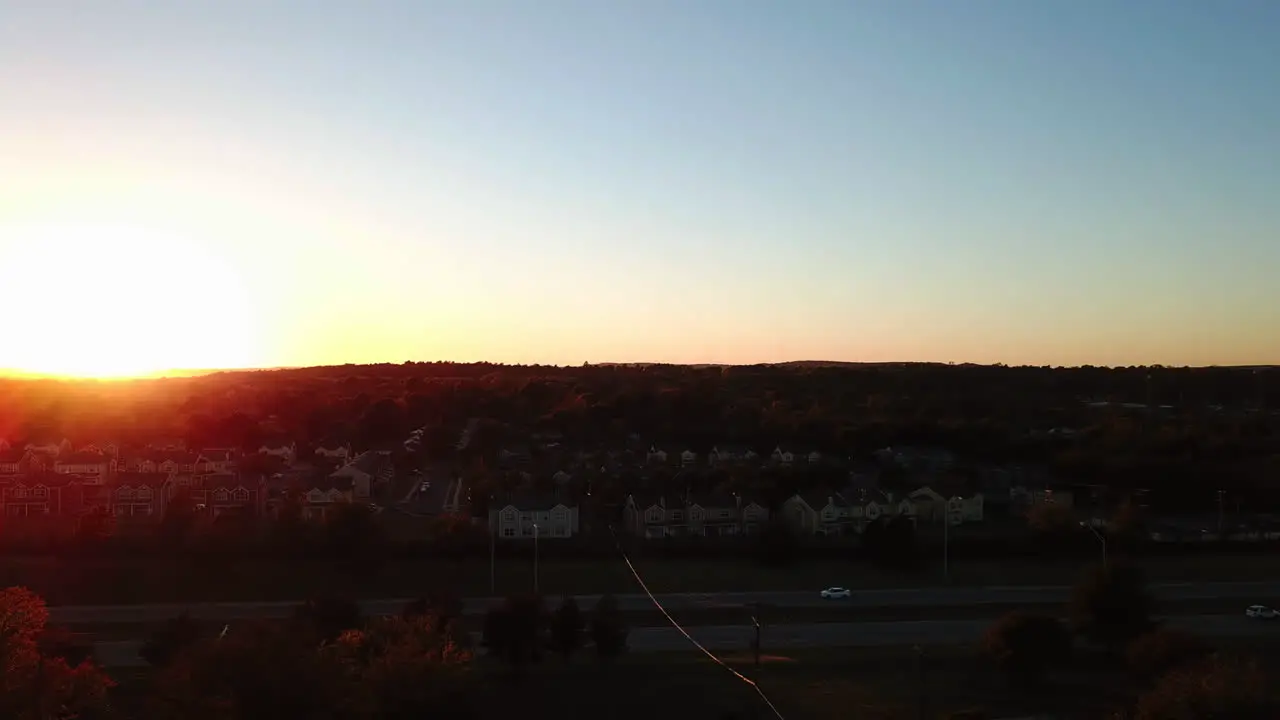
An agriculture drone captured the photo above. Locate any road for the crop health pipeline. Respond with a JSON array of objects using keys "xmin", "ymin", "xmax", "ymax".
[
  {"xmin": 47, "ymin": 580, "xmax": 1280, "ymax": 624},
  {"xmin": 90, "ymin": 613, "xmax": 1280, "ymax": 669}
]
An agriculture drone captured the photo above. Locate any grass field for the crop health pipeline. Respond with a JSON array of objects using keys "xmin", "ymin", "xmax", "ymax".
[{"xmin": 8, "ymin": 552, "xmax": 1280, "ymax": 606}]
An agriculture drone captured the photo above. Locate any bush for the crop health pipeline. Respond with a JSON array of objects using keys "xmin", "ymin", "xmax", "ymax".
[
  {"xmin": 1132, "ymin": 654, "xmax": 1279, "ymax": 719},
  {"xmin": 981, "ymin": 612, "xmax": 1072, "ymax": 688},
  {"xmin": 1068, "ymin": 562, "xmax": 1155, "ymax": 649},
  {"xmin": 1126, "ymin": 628, "xmax": 1214, "ymax": 682},
  {"xmin": 140, "ymin": 613, "xmax": 205, "ymax": 668}
]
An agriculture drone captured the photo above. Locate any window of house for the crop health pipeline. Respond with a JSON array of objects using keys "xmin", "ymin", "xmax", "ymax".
[
  {"xmin": 502, "ymin": 527, "xmax": 516, "ymax": 537},
  {"xmin": 137, "ymin": 487, "xmax": 152, "ymax": 500},
  {"xmin": 670, "ymin": 510, "xmax": 683, "ymax": 521},
  {"xmin": 14, "ymin": 488, "xmax": 27, "ymax": 498},
  {"xmin": 690, "ymin": 508, "xmax": 703, "ymax": 521},
  {"xmin": 214, "ymin": 489, "xmax": 229, "ymax": 502},
  {"xmin": 503, "ymin": 508, "xmax": 516, "ymax": 520},
  {"xmin": 233, "ymin": 488, "xmax": 250, "ymax": 502},
  {"xmin": 32, "ymin": 486, "xmax": 47, "ymax": 498}
]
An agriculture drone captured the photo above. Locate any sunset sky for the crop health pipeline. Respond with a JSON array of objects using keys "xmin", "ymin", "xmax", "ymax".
[{"xmin": 2, "ymin": 1, "xmax": 1278, "ymax": 377}]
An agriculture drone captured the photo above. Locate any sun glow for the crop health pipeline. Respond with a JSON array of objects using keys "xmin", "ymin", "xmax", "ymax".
[{"xmin": 0, "ymin": 222, "xmax": 262, "ymax": 379}]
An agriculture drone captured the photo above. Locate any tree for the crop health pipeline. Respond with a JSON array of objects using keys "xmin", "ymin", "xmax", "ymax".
[
  {"xmin": 293, "ymin": 598, "xmax": 363, "ymax": 644},
  {"xmin": 324, "ymin": 614, "xmax": 474, "ymax": 717},
  {"xmin": 981, "ymin": 612, "xmax": 1071, "ymax": 688},
  {"xmin": 325, "ymin": 501, "xmax": 382, "ymax": 556},
  {"xmin": 141, "ymin": 613, "xmax": 205, "ymax": 668},
  {"xmin": 589, "ymin": 594, "xmax": 628, "ymax": 661},
  {"xmin": 481, "ymin": 596, "xmax": 546, "ymax": 675},
  {"xmin": 1068, "ymin": 562, "xmax": 1155, "ymax": 649},
  {"xmin": 0, "ymin": 587, "xmax": 112, "ymax": 720},
  {"xmin": 1127, "ymin": 628, "xmax": 1214, "ymax": 682},
  {"xmin": 550, "ymin": 596, "xmax": 584, "ymax": 661},
  {"xmin": 1133, "ymin": 654, "xmax": 1279, "ymax": 720},
  {"xmin": 160, "ymin": 488, "xmax": 199, "ymax": 546},
  {"xmin": 147, "ymin": 619, "xmax": 349, "ymax": 720},
  {"xmin": 403, "ymin": 593, "xmax": 464, "ymax": 630}
]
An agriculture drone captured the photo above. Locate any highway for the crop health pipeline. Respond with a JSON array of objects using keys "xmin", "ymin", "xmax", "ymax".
[
  {"xmin": 89, "ymin": 613, "xmax": 1280, "ymax": 669},
  {"xmin": 47, "ymin": 580, "xmax": 1280, "ymax": 624}
]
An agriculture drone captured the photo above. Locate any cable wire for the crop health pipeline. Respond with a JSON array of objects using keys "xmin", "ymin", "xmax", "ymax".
[{"xmin": 609, "ymin": 526, "xmax": 787, "ymax": 720}]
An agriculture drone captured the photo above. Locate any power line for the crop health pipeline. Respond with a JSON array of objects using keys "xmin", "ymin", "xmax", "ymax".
[{"xmin": 609, "ymin": 527, "xmax": 787, "ymax": 720}]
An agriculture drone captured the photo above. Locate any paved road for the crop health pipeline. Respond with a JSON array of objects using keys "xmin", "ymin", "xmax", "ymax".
[
  {"xmin": 90, "ymin": 613, "xmax": 1280, "ymax": 669},
  {"xmin": 48, "ymin": 581, "xmax": 1280, "ymax": 624}
]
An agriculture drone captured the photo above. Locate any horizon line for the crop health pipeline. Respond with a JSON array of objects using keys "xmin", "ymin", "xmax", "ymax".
[{"xmin": 2, "ymin": 359, "xmax": 1277, "ymax": 382}]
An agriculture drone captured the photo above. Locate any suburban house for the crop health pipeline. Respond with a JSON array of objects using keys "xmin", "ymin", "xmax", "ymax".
[
  {"xmin": 622, "ymin": 493, "xmax": 678, "ymax": 539},
  {"xmin": 772, "ymin": 447, "xmax": 820, "ymax": 465},
  {"xmin": 167, "ymin": 472, "xmax": 266, "ymax": 516},
  {"xmin": 908, "ymin": 486, "xmax": 985, "ymax": 525},
  {"xmin": 645, "ymin": 446, "xmax": 668, "ymax": 465},
  {"xmin": 489, "ymin": 492, "xmax": 579, "ymax": 539},
  {"xmin": 203, "ymin": 473, "xmax": 265, "ymax": 516},
  {"xmin": 122, "ymin": 451, "xmax": 199, "ymax": 474},
  {"xmin": 498, "ymin": 446, "xmax": 532, "ymax": 467},
  {"xmin": 0, "ymin": 473, "xmax": 83, "ymax": 517},
  {"xmin": 297, "ymin": 476, "xmax": 355, "ymax": 521},
  {"xmin": 146, "ymin": 439, "xmax": 187, "ymax": 452},
  {"xmin": 24, "ymin": 438, "xmax": 71, "ymax": 456},
  {"xmin": 784, "ymin": 490, "xmax": 891, "ymax": 536},
  {"xmin": 740, "ymin": 498, "xmax": 770, "ymax": 534},
  {"xmin": 53, "ymin": 452, "xmax": 111, "ymax": 482},
  {"xmin": 686, "ymin": 492, "xmax": 743, "ymax": 536},
  {"xmin": 314, "ymin": 442, "xmax": 352, "ymax": 462},
  {"xmin": 0, "ymin": 439, "xmax": 8, "ymax": 452},
  {"xmin": 624, "ymin": 493, "xmax": 764, "ymax": 538},
  {"xmin": 875, "ymin": 446, "xmax": 956, "ymax": 473},
  {"xmin": 329, "ymin": 450, "xmax": 394, "ymax": 500},
  {"xmin": 78, "ymin": 442, "xmax": 120, "ymax": 457},
  {"xmin": 0, "ymin": 450, "xmax": 23, "ymax": 476},
  {"xmin": 680, "ymin": 450, "xmax": 697, "ymax": 467},
  {"xmin": 109, "ymin": 472, "xmax": 168, "ymax": 520},
  {"xmin": 709, "ymin": 446, "xmax": 757, "ymax": 465},
  {"xmin": 258, "ymin": 441, "xmax": 296, "ymax": 462},
  {"xmin": 195, "ymin": 449, "xmax": 236, "ymax": 474}
]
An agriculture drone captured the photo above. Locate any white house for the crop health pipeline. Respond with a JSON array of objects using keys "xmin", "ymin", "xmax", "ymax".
[{"xmin": 489, "ymin": 494, "xmax": 579, "ymax": 539}]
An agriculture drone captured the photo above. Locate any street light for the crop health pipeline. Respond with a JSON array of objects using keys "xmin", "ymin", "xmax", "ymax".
[
  {"xmin": 1082, "ymin": 522, "xmax": 1107, "ymax": 569},
  {"xmin": 532, "ymin": 523, "xmax": 540, "ymax": 595}
]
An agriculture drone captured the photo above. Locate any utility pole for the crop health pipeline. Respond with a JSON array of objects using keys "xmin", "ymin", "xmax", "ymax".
[
  {"xmin": 489, "ymin": 514, "xmax": 496, "ymax": 595},
  {"xmin": 943, "ymin": 509, "xmax": 950, "ymax": 581},
  {"xmin": 533, "ymin": 523, "xmax": 540, "ymax": 595},
  {"xmin": 750, "ymin": 602, "xmax": 763, "ymax": 670},
  {"xmin": 915, "ymin": 645, "xmax": 927, "ymax": 720},
  {"xmin": 1217, "ymin": 490, "xmax": 1225, "ymax": 536}
]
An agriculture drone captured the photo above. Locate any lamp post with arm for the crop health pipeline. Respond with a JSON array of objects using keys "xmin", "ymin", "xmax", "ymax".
[
  {"xmin": 533, "ymin": 523, "xmax": 540, "ymax": 595},
  {"xmin": 1083, "ymin": 522, "xmax": 1107, "ymax": 569}
]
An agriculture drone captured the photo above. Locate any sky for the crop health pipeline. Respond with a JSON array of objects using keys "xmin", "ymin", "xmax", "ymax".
[{"xmin": 2, "ymin": 0, "xmax": 1278, "ymax": 376}]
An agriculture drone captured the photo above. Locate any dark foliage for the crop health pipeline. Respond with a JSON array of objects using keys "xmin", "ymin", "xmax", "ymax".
[
  {"xmin": 981, "ymin": 612, "xmax": 1072, "ymax": 688},
  {"xmin": 292, "ymin": 597, "xmax": 363, "ymax": 644},
  {"xmin": 589, "ymin": 594, "xmax": 629, "ymax": 660},
  {"xmin": 140, "ymin": 613, "xmax": 205, "ymax": 668},
  {"xmin": 1126, "ymin": 628, "xmax": 1215, "ymax": 682},
  {"xmin": 481, "ymin": 595, "xmax": 547, "ymax": 673},
  {"xmin": 1131, "ymin": 654, "xmax": 1280, "ymax": 719},
  {"xmin": 549, "ymin": 596, "xmax": 584, "ymax": 660},
  {"xmin": 1068, "ymin": 562, "xmax": 1156, "ymax": 649}
]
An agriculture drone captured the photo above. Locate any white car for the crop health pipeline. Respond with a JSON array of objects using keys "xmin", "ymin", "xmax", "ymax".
[
  {"xmin": 820, "ymin": 587, "xmax": 852, "ymax": 600},
  {"xmin": 1246, "ymin": 605, "xmax": 1277, "ymax": 619}
]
